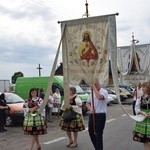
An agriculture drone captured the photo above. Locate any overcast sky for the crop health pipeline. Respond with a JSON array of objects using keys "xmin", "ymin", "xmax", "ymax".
[{"xmin": 0, "ymin": 0, "xmax": 150, "ymax": 82}]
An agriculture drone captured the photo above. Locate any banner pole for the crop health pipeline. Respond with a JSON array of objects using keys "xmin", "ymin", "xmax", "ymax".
[
  {"xmin": 91, "ymin": 88, "xmax": 96, "ymax": 134},
  {"xmin": 39, "ymin": 24, "xmax": 66, "ymax": 113},
  {"xmin": 58, "ymin": 12, "xmax": 119, "ymax": 24}
]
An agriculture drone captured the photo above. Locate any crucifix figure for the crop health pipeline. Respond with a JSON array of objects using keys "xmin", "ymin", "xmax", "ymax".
[{"xmin": 82, "ymin": 0, "xmax": 89, "ymax": 17}]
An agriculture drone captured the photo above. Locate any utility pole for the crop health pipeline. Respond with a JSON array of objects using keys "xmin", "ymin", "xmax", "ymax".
[{"xmin": 37, "ymin": 64, "xmax": 42, "ymax": 77}]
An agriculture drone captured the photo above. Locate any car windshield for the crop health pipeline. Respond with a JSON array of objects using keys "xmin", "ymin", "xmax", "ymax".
[
  {"xmin": 5, "ymin": 93, "xmax": 24, "ymax": 103},
  {"xmin": 125, "ymin": 86, "xmax": 133, "ymax": 91},
  {"xmin": 73, "ymin": 85, "xmax": 85, "ymax": 94},
  {"xmin": 120, "ymin": 88, "xmax": 128, "ymax": 92},
  {"xmin": 107, "ymin": 89, "xmax": 115, "ymax": 94},
  {"xmin": 120, "ymin": 86, "xmax": 133, "ymax": 92}
]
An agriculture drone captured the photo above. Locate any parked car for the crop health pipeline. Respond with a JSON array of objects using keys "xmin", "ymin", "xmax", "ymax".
[
  {"xmin": 2, "ymin": 92, "xmax": 24, "ymax": 126},
  {"xmin": 119, "ymin": 85, "xmax": 133, "ymax": 94},
  {"xmin": 81, "ymin": 86, "xmax": 91, "ymax": 95},
  {"xmin": 107, "ymin": 95, "xmax": 116, "ymax": 105},
  {"xmin": 119, "ymin": 87, "xmax": 132, "ymax": 98},
  {"xmin": 106, "ymin": 88, "xmax": 128, "ymax": 102},
  {"xmin": 106, "ymin": 88, "xmax": 118, "ymax": 104}
]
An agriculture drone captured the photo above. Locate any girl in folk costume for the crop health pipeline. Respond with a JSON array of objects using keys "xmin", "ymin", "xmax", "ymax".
[
  {"xmin": 22, "ymin": 87, "xmax": 47, "ymax": 150},
  {"xmin": 133, "ymin": 82, "xmax": 150, "ymax": 150},
  {"xmin": 60, "ymin": 87, "xmax": 85, "ymax": 148}
]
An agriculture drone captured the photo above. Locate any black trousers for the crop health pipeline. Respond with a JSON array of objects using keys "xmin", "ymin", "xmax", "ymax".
[
  {"xmin": 88, "ymin": 113, "xmax": 106, "ymax": 150},
  {"xmin": 132, "ymin": 101, "xmax": 136, "ymax": 115},
  {"xmin": 0, "ymin": 112, "xmax": 6, "ymax": 130}
]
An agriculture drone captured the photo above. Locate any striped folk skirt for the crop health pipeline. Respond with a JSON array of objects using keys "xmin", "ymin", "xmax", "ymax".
[
  {"xmin": 22, "ymin": 113, "xmax": 47, "ymax": 135},
  {"xmin": 133, "ymin": 112, "xmax": 150, "ymax": 143},
  {"xmin": 60, "ymin": 113, "xmax": 85, "ymax": 132}
]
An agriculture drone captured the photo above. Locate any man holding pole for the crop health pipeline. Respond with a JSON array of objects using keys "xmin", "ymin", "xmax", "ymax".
[{"xmin": 86, "ymin": 80, "xmax": 108, "ymax": 150}]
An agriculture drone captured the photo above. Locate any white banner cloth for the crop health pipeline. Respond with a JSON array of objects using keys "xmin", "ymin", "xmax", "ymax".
[
  {"xmin": 118, "ymin": 44, "xmax": 150, "ymax": 75},
  {"xmin": 118, "ymin": 44, "xmax": 150, "ymax": 84},
  {"xmin": 61, "ymin": 15, "xmax": 117, "ymax": 86}
]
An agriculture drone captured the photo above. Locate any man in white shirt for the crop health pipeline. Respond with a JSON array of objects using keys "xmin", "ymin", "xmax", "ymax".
[{"xmin": 86, "ymin": 80, "xmax": 108, "ymax": 150}]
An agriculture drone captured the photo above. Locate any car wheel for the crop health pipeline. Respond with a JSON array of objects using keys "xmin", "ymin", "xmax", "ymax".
[{"xmin": 5, "ymin": 116, "xmax": 14, "ymax": 127}]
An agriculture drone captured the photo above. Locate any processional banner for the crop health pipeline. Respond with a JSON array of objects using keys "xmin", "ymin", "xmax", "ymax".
[
  {"xmin": 61, "ymin": 15, "xmax": 117, "ymax": 86},
  {"xmin": 117, "ymin": 44, "xmax": 150, "ymax": 85},
  {"xmin": 60, "ymin": 15, "xmax": 145, "ymax": 122}
]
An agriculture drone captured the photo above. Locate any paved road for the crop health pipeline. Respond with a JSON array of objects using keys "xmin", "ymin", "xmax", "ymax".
[{"xmin": 0, "ymin": 101, "xmax": 143, "ymax": 150}]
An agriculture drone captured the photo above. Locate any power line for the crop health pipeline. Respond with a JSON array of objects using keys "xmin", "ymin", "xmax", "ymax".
[
  {"xmin": 41, "ymin": 0, "xmax": 80, "ymax": 16},
  {"xmin": 26, "ymin": 0, "xmax": 80, "ymax": 18},
  {"xmin": 25, "ymin": 0, "xmax": 53, "ymax": 14}
]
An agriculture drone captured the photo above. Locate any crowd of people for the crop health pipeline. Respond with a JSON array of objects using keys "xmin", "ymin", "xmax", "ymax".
[
  {"xmin": 1, "ymin": 79, "xmax": 150, "ymax": 150},
  {"xmin": 23, "ymin": 80, "xmax": 150, "ymax": 150},
  {"xmin": 21, "ymin": 80, "xmax": 109, "ymax": 150}
]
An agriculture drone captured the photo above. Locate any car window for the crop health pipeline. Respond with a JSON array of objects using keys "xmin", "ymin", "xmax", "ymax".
[
  {"xmin": 120, "ymin": 88, "xmax": 128, "ymax": 92},
  {"xmin": 126, "ymin": 87, "xmax": 133, "ymax": 91},
  {"xmin": 74, "ymin": 85, "xmax": 84, "ymax": 94},
  {"xmin": 81, "ymin": 87, "xmax": 90, "ymax": 91},
  {"xmin": 5, "ymin": 93, "xmax": 24, "ymax": 103},
  {"xmin": 108, "ymin": 90, "xmax": 114, "ymax": 94},
  {"xmin": 108, "ymin": 89, "xmax": 116, "ymax": 94},
  {"xmin": 120, "ymin": 86, "xmax": 133, "ymax": 92}
]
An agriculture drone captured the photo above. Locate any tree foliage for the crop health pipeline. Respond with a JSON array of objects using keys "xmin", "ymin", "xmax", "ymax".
[{"xmin": 11, "ymin": 71, "xmax": 24, "ymax": 84}]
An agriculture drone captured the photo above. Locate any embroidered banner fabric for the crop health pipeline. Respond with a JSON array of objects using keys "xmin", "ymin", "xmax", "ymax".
[
  {"xmin": 61, "ymin": 16, "xmax": 117, "ymax": 86},
  {"xmin": 118, "ymin": 44, "xmax": 150, "ymax": 84}
]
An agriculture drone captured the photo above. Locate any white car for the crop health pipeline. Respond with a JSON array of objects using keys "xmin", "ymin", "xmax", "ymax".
[
  {"xmin": 107, "ymin": 96, "xmax": 114, "ymax": 105},
  {"xmin": 107, "ymin": 95, "xmax": 118, "ymax": 104},
  {"xmin": 106, "ymin": 88, "xmax": 118, "ymax": 104}
]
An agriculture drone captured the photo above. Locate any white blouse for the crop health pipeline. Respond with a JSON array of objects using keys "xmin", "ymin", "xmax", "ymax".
[
  {"xmin": 135, "ymin": 99, "xmax": 141, "ymax": 115},
  {"xmin": 53, "ymin": 93, "xmax": 61, "ymax": 104}
]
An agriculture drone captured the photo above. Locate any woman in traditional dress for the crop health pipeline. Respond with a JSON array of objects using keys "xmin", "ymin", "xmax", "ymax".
[
  {"xmin": 22, "ymin": 87, "xmax": 47, "ymax": 150},
  {"xmin": 133, "ymin": 82, "xmax": 150, "ymax": 150},
  {"xmin": 60, "ymin": 87, "xmax": 85, "ymax": 148}
]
